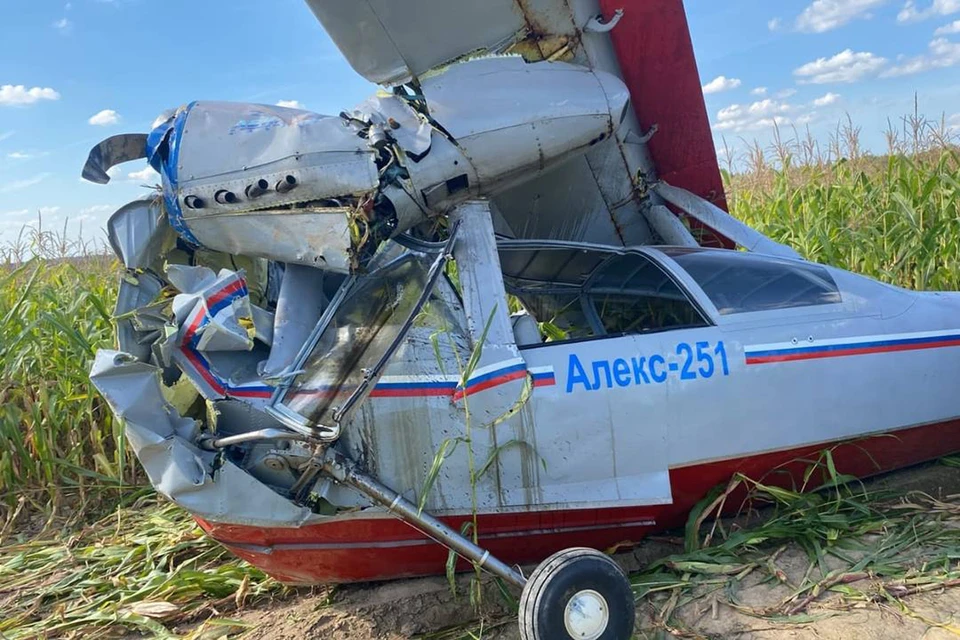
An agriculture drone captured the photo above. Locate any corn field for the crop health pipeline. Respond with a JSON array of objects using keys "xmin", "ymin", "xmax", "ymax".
[
  {"xmin": 1, "ymin": 119, "xmax": 959, "ymax": 637},
  {"xmin": 729, "ymin": 149, "xmax": 960, "ymax": 292}
]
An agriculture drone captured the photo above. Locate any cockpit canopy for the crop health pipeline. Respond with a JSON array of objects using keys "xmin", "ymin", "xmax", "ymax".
[{"xmin": 498, "ymin": 242, "xmax": 843, "ymax": 345}]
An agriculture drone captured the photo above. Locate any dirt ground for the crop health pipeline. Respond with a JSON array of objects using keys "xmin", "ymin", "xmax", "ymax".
[{"xmin": 197, "ymin": 463, "xmax": 960, "ymax": 640}]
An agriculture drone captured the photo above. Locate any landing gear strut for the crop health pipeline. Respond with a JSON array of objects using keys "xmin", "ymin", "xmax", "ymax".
[{"xmin": 322, "ymin": 451, "xmax": 636, "ymax": 639}]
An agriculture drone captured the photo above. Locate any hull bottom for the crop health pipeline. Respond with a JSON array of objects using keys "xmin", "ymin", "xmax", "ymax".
[{"xmin": 197, "ymin": 419, "xmax": 960, "ymax": 584}]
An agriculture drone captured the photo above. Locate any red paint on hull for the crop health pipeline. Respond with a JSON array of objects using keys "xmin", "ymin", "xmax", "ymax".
[{"xmin": 197, "ymin": 419, "xmax": 960, "ymax": 584}]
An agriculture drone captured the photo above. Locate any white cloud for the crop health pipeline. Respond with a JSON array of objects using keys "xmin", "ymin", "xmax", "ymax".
[
  {"xmin": 796, "ymin": 0, "xmax": 888, "ymax": 32},
  {"xmin": 128, "ymin": 167, "xmax": 160, "ymax": 183},
  {"xmin": 881, "ymin": 37, "xmax": 960, "ymax": 75},
  {"xmin": 751, "ymin": 87, "xmax": 768, "ymax": 96},
  {"xmin": 0, "ymin": 173, "xmax": 51, "ymax": 193},
  {"xmin": 897, "ymin": 0, "xmax": 960, "ymax": 22},
  {"xmin": 276, "ymin": 100, "xmax": 304, "ymax": 109},
  {"xmin": 949, "ymin": 113, "xmax": 960, "ymax": 132},
  {"xmin": 934, "ymin": 18, "xmax": 960, "ymax": 32},
  {"xmin": 702, "ymin": 76, "xmax": 742, "ymax": 94},
  {"xmin": 768, "ymin": 17, "xmax": 783, "ymax": 30},
  {"xmin": 52, "ymin": 17, "xmax": 72, "ymax": 33},
  {"xmin": 714, "ymin": 98, "xmax": 799, "ymax": 132},
  {"xmin": 38, "ymin": 206, "xmax": 61, "ymax": 216},
  {"xmin": 88, "ymin": 109, "xmax": 120, "ymax": 126},
  {"xmin": 0, "ymin": 131, "xmax": 13, "ymax": 144},
  {"xmin": 776, "ymin": 88, "xmax": 798, "ymax": 98},
  {"xmin": 813, "ymin": 92, "xmax": 842, "ymax": 106},
  {"xmin": 794, "ymin": 49, "xmax": 888, "ymax": 83},
  {"xmin": 1, "ymin": 209, "xmax": 29, "ymax": 219},
  {"xmin": 7, "ymin": 151, "xmax": 31, "ymax": 159},
  {"xmin": 0, "ymin": 85, "xmax": 60, "ymax": 107},
  {"xmin": 106, "ymin": 165, "xmax": 122, "ymax": 179}
]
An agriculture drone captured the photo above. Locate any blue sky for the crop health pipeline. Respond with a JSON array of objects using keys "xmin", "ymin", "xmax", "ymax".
[{"xmin": 1, "ymin": 0, "xmax": 958, "ymax": 246}]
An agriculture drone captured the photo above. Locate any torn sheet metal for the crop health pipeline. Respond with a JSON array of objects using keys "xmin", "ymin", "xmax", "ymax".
[
  {"xmin": 653, "ymin": 182, "xmax": 802, "ymax": 259},
  {"xmin": 107, "ymin": 197, "xmax": 174, "ymax": 269},
  {"xmin": 115, "ymin": 271, "xmax": 166, "ymax": 363},
  {"xmin": 167, "ymin": 265, "xmax": 275, "ymax": 403},
  {"xmin": 351, "ymin": 93, "xmax": 433, "ymax": 158},
  {"xmin": 90, "ymin": 351, "xmax": 320, "ymax": 527}
]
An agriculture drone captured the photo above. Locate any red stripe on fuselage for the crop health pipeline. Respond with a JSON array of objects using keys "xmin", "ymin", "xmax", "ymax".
[
  {"xmin": 451, "ymin": 369, "xmax": 528, "ymax": 401},
  {"xmin": 746, "ymin": 338, "xmax": 960, "ymax": 364}
]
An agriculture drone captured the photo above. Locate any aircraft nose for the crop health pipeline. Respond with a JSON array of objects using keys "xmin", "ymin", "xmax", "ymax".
[{"xmin": 593, "ymin": 69, "xmax": 632, "ymax": 130}]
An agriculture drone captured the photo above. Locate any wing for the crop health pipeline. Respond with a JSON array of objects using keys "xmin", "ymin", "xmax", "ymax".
[{"xmin": 306, "ymin": 0, "xmax": 734, "ymax": 249}]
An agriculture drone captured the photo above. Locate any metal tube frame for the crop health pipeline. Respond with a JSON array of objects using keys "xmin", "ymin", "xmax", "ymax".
[
  {"xmin": 198, "ymin": 428, "xmax": 310, "ymax": 450},
  {"xmin": 321, "ymin": 451, "xmax": 527, "ymax": 589}
]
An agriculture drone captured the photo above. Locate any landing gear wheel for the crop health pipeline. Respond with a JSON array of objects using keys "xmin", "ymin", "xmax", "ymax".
[{"xmin": 518, "ymin": 547, "xmax": 635, "ymax": 640}]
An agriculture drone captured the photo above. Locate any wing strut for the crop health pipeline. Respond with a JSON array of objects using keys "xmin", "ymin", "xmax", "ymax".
[{"xmin": 654, "ymin": 183, "xmax": 801, "ymax": 259}]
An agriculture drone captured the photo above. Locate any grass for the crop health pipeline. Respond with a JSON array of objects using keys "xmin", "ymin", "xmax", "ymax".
[
  {"xmin": 2, "ymin": 112, "xmax": 960, "ymax": 637},
  {"xmin": 631, "ymin": 454, "xmax": 960, "ymax": 635},
  {"xmin": 723, "ymin": 109, "xmax": 960, "ymax": 290},
  {"xmin": 1, "ymin": 494, "xmax": 285, "ymax": 639},
  {"xmin": 0, "ymin": 254, "xmax": 132, "ymax": 525}
]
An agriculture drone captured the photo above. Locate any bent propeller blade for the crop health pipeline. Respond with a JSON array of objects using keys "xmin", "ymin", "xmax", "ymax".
[{"xmin": 81, "ymin": 133, "xmax": 148, "ymax": 184}]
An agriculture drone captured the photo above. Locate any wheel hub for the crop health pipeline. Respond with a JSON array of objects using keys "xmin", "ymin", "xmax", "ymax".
[{"xmin": 563, "ymin": 589, "xmax": 610, "ymax": 639}]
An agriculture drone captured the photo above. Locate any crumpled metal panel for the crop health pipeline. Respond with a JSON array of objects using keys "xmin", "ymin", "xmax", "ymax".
[
  {"xmin": 170, "ymin": 267, "xmax": 255, "ymax": 352},
  {"xmin": 107, "ymin": 197, "xmax": 173, "ymax": 270},
  {"xmin": 492, "ymin": 155, "xmax": 627, "ymax": 244},
  {"xmin": 90, "ymin": 351, "xmax": 320, "ymax": 527},
  {"xmin": 163, "ymin": 103, "xmax": 376, "ymax": 268},
  {"xmin": 176, "ymin": 102, "xmax": 375, "ymax": 197},
  {"xmin": 351, "ymin": 93, "xmax": 433, "ymax": 158},
  {"xmin": 115, "ymin": 271, "xmax": 165, "ymax": 363},
  {"xmin": 166, "ymin": 265, "xmax": 275, "ymax": 402}
]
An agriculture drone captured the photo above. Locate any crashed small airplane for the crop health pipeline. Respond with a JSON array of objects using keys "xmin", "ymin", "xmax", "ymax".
[{"xmin": 84, "ymin": 1, "xmax": 960, "ymax": 638}]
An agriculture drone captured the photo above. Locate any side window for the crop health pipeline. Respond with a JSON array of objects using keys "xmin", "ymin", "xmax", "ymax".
[
  {"xmin": 666, "ymin": 249, "xmax": 841, "ymax": 315},
  {"xmin": 518, "ymin": 290, "xmax": 596, "ymax": 341},
  {"xmin": 587, "ymin": 254, "xmax": 708, "ymax": 335}
]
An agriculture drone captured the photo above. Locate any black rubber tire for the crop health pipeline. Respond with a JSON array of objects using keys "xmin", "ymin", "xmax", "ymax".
[{"xmin": 518, "ymin": 547, "xmax": 635, "ymax": 640}]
